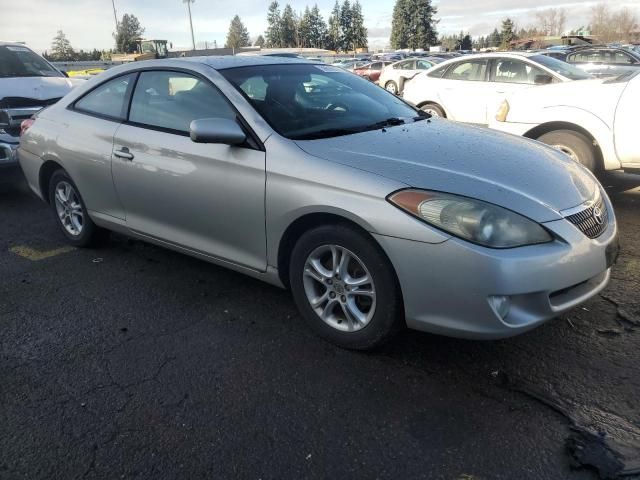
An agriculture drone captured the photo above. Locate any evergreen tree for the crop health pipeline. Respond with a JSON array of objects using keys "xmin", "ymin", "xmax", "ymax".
[
  {"xmin": 489, "ymin": 28, "xmax": 501, "ymax": 48},
  {"xmin": 298, "ymin": 7, "xmax": 312, "ymax": 47},
  {"xmin": 50, "ymin": 30, "xmax": 75, "ymax": 61},
  {"xmin": 327, "ymin": 1, "xmax": 342, "ymax": 51},
  {"xmin": 340, "ymin": 0, "xmax": 354, "ymax": 51},
  {"xmin": 500, "ymin": 18, "xmax": 516, "ymax": 49},
  {"xmin": 391, "ymin": 0, "xmax": 438, "ymax": 50},
  {"xmin": 351, "ymin": 1, "xmax": 368, "ymax": 50},
  {"xmin": 114, "ymin": 13, "xmax": 144, "ymax": 53},
  {"xmin": 266, "ymin": 2, "xmax": 282, "ymax": 47},
  {"xmin": 281, "ymin": 4, "xmax": 297, "ymax": 47},
  {"xmin": 225, "ymin": 15, "xmax": 250, "ymax": 49},
  {"xmin": 307, "ymin": 5, "xmax": 328, "ymax": 48},
  {"xmin": 456, "ymin": 32, "xmax": 472, "ymax": 50},
  {"xmin": 254, "ymin": 35, "xmax": 265, "ymax": 47}
]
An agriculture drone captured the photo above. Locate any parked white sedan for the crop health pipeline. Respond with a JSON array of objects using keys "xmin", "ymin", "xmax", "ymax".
[
  {"xmin": 377, "ymin": 57, "xmax": 441, "ymax": 95},
  {"xmin": 402, "ymin": 52, "xmax": 591, "ymax": 124},
  {"xmin": 489, "ymin": 70, "xmax": 640, "ymax": 173}
]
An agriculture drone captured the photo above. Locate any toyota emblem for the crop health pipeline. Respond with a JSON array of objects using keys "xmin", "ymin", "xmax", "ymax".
[{"xmin": 592, "ymin": 206, "xmax": 604, "ymax": 225}]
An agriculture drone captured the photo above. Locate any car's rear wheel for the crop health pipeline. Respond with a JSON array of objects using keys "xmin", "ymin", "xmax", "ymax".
[
  {"xmin": 289, "ymin": 224, "xmax": 403, "ymax": 350},
  {"xmin": 420, "ymin": 103, "xmax": 445, "ymax": 118},
  {"xmin": 48, "ymin": 170, "xmax": 106, "ymax": 247},
  {"xmin": 385, "ymin": 81, "xmax": 398, "ymax": 94},
  {"xmin": 537, "ymin": 130, "xmax": 597, "ymax": 172}
]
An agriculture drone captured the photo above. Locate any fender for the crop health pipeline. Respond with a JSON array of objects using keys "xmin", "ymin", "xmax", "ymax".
[{"xmin": 518, "ymin": 106, "xmax": 620, "ymax": 171}]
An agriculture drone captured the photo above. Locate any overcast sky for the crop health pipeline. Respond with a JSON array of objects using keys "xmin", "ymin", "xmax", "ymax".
[{"xmin": 4, "ymin": 0, "xmax": 639, "ymax": 53}]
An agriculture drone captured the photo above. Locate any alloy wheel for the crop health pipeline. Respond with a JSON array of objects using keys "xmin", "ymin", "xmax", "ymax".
[
  {"xmin": 302, "ymin": 245, "xmax": 376, "ymax": 332},
  {"xmin": 551, "ymin": 144, "xmax": 580, "ymax": 163},
  {"xmin": 54, "ymin": 181, "xmax": 84, "ymax": 236}
]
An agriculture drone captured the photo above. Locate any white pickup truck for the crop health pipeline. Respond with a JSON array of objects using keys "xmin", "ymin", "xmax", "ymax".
[{"xmin": 489, "ymin": 71, "xmax": 639, "ymax": 173}]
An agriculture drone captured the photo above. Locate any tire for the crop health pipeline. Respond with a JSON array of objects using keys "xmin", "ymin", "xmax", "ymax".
[
  {"xmin": 420, "ymin": 103, "xmax": 445, "ymax": 118},
  {"xmin": 48, "ymin": 169, "xmax": 106, "ymax": 247},
  {"xmin": 537, "ymin": 130, "xmax": 597, "ymax": 172},
  {"xmin": 385, "ymin": 81, "xmax": 398, "ymax": 95},
  {"xmin": 362, "ymin": 75, "xmax": 370, "ymax": 81},
  {"xmin": 289, "ymin": 224, "xmax": 404, "ymax": 350}
]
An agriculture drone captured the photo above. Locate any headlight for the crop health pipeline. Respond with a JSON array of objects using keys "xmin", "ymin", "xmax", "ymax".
[{"xmin": 388, "ymin": 189, "xmax": 553, "ymax": 248}]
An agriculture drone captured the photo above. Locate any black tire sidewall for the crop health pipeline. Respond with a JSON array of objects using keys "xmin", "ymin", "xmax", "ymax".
[
  {"xmin": 289, "ymin": 224, "xmax": 403, "ymax": 350},
  {"xmin": 538, "ymin": 130, "xmax": 597, "ymax": 172},
  {"xmin": 48, "ymin": 170, "xmax": 100, "ymax": 247}
]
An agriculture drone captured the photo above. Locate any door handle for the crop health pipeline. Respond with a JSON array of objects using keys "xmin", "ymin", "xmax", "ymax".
[{"xmin": 114, "ymin": 147, "xmax": 134, "ymax": 161}]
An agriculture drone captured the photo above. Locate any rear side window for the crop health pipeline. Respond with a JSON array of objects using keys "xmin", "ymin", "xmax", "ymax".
[
  {"xmin": 129, "ymin": 71, "xmax": 236, "ymax": 133},
  {"xmin": 74, "ymin": 74, "xmax": 135, "ymax": 119},
  {"xmin": 443, "ymin": 60, "xmax": 488, "ymax": 81},
  {"xmin": 493, "ymin": 59, "xmax": 546, "ymax": 85},
  {"xmin": 416, "ymin": 60, "xmax": 433, "ymax": 70}
]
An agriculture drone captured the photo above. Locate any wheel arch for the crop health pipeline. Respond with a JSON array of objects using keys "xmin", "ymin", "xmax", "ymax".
[
  {"xmin": 39, "ymin": 159, "xmax": 66, "ymax": 204},
  {"xmin": 276, "ymin": 212, "xmax": 400, "ymax": 295},
  {"xmin": 523, "ymin": 122, "xmax": 604, "ymax": 170}
]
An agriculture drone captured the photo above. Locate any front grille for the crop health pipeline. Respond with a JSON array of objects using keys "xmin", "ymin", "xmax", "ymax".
[{"xmin": 564, "ymin": 193, "xmax": 608, "ymax": 239}]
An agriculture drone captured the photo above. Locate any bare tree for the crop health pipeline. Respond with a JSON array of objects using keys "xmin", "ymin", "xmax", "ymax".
[
  {"xmin": 614, "ymin": 7, "xmax": 639, "ymax": 43},
  {"xmin": 590, "ymin": 3, "xmax": 614, "ymax": 43},
  {"xmin": 535, "ymin": 8, "xmax": 567, "ymax": 36}
]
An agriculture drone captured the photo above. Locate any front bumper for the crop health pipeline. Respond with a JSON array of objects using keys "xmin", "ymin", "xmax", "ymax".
[{"xmin": 373, "ymin": 199, "xmax": 618, "ymax": 339}]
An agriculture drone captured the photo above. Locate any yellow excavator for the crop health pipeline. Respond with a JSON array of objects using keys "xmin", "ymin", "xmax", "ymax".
[{"xmin": 112, "ymin": 39, "xmax": 169, "ymax": 62}]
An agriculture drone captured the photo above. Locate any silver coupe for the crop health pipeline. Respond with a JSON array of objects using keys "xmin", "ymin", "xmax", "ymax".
[{"xmin": 18, "ymin": 56, "xmax": 618, "ymax": 349}]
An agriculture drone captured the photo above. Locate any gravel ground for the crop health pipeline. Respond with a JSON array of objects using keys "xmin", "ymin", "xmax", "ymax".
[{"xmin": 1, "ymin": 170, "xmax": 639, "ymax": 480}]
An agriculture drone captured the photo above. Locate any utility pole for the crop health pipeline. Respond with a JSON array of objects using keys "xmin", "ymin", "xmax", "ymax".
[
  {"xmin": 184, "ymin": 0, "xmax": 196, "ymax": 50},
  {"xmin": 111, "ymin": 0, "xmax": 119, "ymax": 31}
]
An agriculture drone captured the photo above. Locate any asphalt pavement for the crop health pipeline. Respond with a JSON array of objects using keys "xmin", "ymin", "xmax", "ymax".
[{"xmin": 1, "ymin": 170, "xmax": 639, "ymax": 480}]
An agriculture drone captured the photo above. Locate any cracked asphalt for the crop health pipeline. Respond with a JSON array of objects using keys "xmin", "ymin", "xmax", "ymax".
[{"xmin": 1, "ymin": 170, "xmax": 639, "ymax": 480}]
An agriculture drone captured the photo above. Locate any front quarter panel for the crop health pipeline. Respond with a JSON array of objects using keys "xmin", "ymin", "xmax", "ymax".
[{"xmin": 264, "ymin": 136, "xmax": 450, "ymax": 268}]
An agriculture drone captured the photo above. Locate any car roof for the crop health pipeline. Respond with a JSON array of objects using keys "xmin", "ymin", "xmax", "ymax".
[
  {"xmin": 180, "ymin": 55, "xmax": 316, "ymax": 70},
  {"xmin": 0, "ymin": 41, "xmax": 32, "ymax": 48}
]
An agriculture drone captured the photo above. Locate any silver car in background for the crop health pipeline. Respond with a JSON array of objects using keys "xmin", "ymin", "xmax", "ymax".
[{"xmin": 18, "ymin": 56, "xmax": 618, "ymax": 349}]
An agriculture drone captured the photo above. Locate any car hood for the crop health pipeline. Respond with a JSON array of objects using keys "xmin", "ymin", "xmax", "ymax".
[
  {"xmin": 295, "ymin": 119, "xmax": 598, "ymax": 222},
  {"xmin": 0, "ymin": 76, "xmax": 75, "ymax": 102}
]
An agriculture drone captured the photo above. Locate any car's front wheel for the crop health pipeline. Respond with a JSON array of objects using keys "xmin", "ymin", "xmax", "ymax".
[
  {"xmin": 289, "ymin": 224, "xmax": 403, "ymax": 350},
  {"xmin": 48, "ymin": 169, "xmax": 106, "ymax": 247},
  {"xmin": 537, "ymin": 130, "xmax": 597, "ymax": 172}
]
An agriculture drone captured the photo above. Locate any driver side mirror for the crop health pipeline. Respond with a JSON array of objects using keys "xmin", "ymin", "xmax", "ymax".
[
  {"xmin": 190, "ymin": 118, "xmax": 246, "ymax": 145},
  {"xmin": 534, "ymin": 74, "xmax": 553, "ymax": 85}
]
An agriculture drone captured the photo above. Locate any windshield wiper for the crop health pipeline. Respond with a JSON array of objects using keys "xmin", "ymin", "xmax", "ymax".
[
  {"xmin": 292, "ymin": 127, "xmax": 364, "ymax": 140},
  {"xmin": 292, "ymin": 118, "xmax": 409, "ymax": 140},
  {"xmin": 361, "ymin": 117, "xmax": 406, "ymax": 131}
]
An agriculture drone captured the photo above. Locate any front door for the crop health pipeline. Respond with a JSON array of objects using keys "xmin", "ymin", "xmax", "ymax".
[
  {"xmin": 437, "ymin": 58, "xmax": 491, "ymax": 124},
  {"xmin": 111, "ymin": 69, "xmax": 267, "ymax": 271}
]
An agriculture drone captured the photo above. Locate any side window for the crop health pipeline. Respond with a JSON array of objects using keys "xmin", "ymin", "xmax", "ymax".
[
  {"xmin": 493, "ymin": 59, "xmax": 546, "ymax": 85},
  {"xmin": 416, "ymin": 60, "xmax": 432, "ymax": 70},
  {"xmin": 443, "ymin": 60, "xmax": 488, "ymax": 81},
  {"xmin": 370, "ymin": 62, "xmax": 382, "ymax": 70},
  {"xmin": 569, "ymin": 50, "xmax": 602, "ymax": 63},
  {"xmin": 129, "ymin": 71, "xmax": 236, "ymax": 133},
  {"xmin": 74, "ymin": 73, "xmax": 135, "ymax": 119},
  {"xmin": 396, "ymin": 61, "xmax": 414, "ymax": 70},
  {"xmin": 612, "ymin": 51, "xmax": 635, "ymax": 65}
]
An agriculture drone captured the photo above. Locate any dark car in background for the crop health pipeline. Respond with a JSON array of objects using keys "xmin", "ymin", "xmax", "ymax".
[
  {"xmin": 541, "ymin": 45, "xmax": 640, "ymax": 77},
  {"xmin": 353, "ymin": 61, "xmax": 393, "ymax": 82}
]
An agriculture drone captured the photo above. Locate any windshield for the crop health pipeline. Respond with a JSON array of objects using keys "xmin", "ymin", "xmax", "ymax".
[
  {"xmin": 0, "ymin": 45, "xmax": 63, "ymax": 78},
  {"xmin": 530, "ymin": 54, "xmax": 592, "ymax": 81},
  {"xmin": 221, "ymin": 64, "xmax": 422, "ymax": 140}
]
